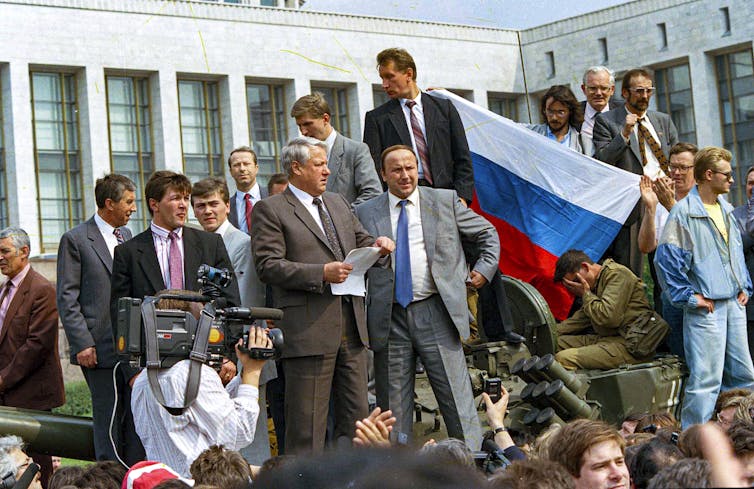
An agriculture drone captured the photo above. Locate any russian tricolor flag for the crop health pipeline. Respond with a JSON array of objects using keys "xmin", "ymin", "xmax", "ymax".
[{"xmin": 432, "ymin": 90, "xmax": 640, "ymax": 320}]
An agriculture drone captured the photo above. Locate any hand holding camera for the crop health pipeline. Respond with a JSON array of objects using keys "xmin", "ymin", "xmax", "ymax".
[{"xmin": 237, "ymin": 326, "xmax": 273, "ymax": 386}]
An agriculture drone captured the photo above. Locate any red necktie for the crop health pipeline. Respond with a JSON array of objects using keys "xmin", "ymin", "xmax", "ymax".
[
  {"xmin": 405, "ymin": 100, "xmax": 433, "ymax": 185},
  {"xmin": 244, "ymin": 193, "xmax": 253, "ymax": 234}
]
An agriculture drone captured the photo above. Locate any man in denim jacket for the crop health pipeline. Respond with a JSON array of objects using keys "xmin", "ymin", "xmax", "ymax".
[{"xmin": 655, "ymin": 146, "xmax": 754, "ymax": 428}]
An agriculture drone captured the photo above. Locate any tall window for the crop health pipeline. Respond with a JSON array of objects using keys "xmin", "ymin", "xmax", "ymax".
[
  {"xmin": 30, "ymin": 71, "xmax": 83, "ymax": 251},
  {"xmin": 246, "ymin": 83, "xmax": 287, "ymax": 183},
  {"xmin": 655, "ymin": 63, "xmax": 697, "ymax": 144},
  {"xmin": 312, "ymin": 85, "xmax": 350, "ymax": 138},
  {"xmin": 716, "ymin": 49, "xmax": 754, "ymax": 206},
  {"xmin": 106, "ymin": 75, "xmax": 153, "ymax": 233},
  {"xmin": 178, "ymin": 80, "xmax": 223, "ymax": 183},
  {"xmin": 0, "ymin": 75, "xmax": 7, "ymax": 229},
  {"xmin": 488, "ymin": 94, "xmax": 519, "ymax": 121}
]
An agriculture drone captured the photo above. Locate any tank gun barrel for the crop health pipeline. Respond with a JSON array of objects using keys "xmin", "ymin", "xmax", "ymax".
[{"xmin": 0, "ymin": 406, "xmax": 95, "ymax": 461}]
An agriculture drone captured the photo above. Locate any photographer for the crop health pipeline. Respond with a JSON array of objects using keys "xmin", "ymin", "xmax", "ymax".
[{"xmin": 130, "ymin": 323, "xmax": 272, "ymax": 478}]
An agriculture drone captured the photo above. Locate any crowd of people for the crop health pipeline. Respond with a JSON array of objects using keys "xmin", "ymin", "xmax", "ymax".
[{"xmin": 0, "ymin": 45, "xmax": 752, "ymax": 488}]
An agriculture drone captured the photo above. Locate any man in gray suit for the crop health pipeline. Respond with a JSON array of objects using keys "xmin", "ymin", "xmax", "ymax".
[
  {"xmin": 191, "ymin": 176, "xmax": 276, "ymax": 465},
  {"xmin": 228, "ymin": 146, "xmax": 268, "ymax": 235},
  {"xmin": 355, "ymin": 145, "xmax": 499, "ymax": 450},
  {"xmin": 251, "ymin": 136, "xmax": 394, "ymax": 454},
  {"xmin": 291, "ymin": 93, "xmax": 382, "ymax": 207},
  {"xmin": 593, "ymin": 68, "xmax": 679, "ymax": 277},
  {"xmin": 578, "ymin": 65, "xmax": 621, "ymax": 156},
  {"xmin": 56, "ymin": 174, "xmax": 145, "ymax": 464}
]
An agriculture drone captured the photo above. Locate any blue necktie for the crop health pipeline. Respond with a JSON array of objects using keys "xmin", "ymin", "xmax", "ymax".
[{"xmin": 395, "ymin": 200, "xmax": 413, "ymax": 308}]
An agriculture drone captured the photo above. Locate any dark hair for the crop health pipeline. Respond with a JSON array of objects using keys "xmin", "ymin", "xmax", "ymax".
[
  {"xmin": 418, "ymin": 438, "xmax": 475, "ymax": 469},
  {"xmin": 267, "ymin": 173, "xmax": 289, "ymax": 194},
  {"xmin": 258, "ymin": 455, "xmax": 296, "ymax": 477},
  {"xmin": 144, "ymin": 171, "xmax": 191, "ymax": 216},
  {"xmin": 553, "ymin": 249, "xmax": 593, "ymax": 283},
  {"xmin": 621, "ymin": 68, "xmax": 654, "ymax": 93},
  {"xmin": 628, "ymin": 438, "xmax": 684, "ymax": 489},
  {"xmin": 49, "ymin": 466, "xmax": 85, "ymax": 489},
  {"xmin": 95, "ymin": 173, "xmax": 136, "ymax": 209},
  {"xmin": 669, "ymin": 142, "xmax": 699, "ymax": 158},
  {"xmin": 73, "ymin": 461, "xmax": 127, "ymax": 489},
  {"xmin": 153, "ymin": 480, "xmax": 192, "ymax": 489},
  {"xmin": 291, "ymin": 92, "xmax": 331, "ymax": 119},
  {"xmin": 729, "ymin": 420, "xmax": 754, "ymax": 457},
  {"xmin": 227, "ymin": 145, "xmax": 258, "ymax": 168},
  {"xmin": 540, "ymin": 84, "xmax": 584, "ymax": 128},
  {"xmin": 191, "ymin": 176, "xmax": 230, "ymax": 205},
  {"xmin": 376, "ymin": 48, "xmax": 417, "ymax": 81},
  {"xmin": 380, "ymin": 144, "xmax": 416, "ymax": 170},
  {"xmin": 190, "ymin": 445, "xmax": 253, "ymax": 488},
  {"xmin": 646, "ymin": 458, "xmax": 711, "ymax": 489},
  {"xmin": 489, "ymin": 458, "xmax": 575, "ymax": 489}
]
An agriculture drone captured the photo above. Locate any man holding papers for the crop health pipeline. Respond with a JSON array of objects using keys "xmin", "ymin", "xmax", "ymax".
[
  {"xmin": 251, "ymin": 136, "xmax": 394, "ymax": 455},
  {"xmin": 356, "ymin": 145, "xmax": 499, "ymax": 450}
]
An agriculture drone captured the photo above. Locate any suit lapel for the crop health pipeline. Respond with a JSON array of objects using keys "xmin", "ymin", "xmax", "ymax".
[
  {"xmin": 0, "ymin": 270, "xmax": 33, "ymax": 345},
  {"xmin": 87, "ymin": 218, "xmax": 113, "ymax": 274},
  {"xmin": 327, "ymin": 134, "xmax": 345, "ymax": 187},
  {"xmin": 625, "ymin": 110, "xmax": 642, "ymax": 163},
  {"xmin": 285, "ymin": 189, "xmax": 332, "ymax": 253},
  {"xmin": 135, "ymin": 231, "xmax": 165, "ymax": 293},
  {"xmin": 418, "ymin": 188, "xmax": 437, "ymax": 266},
  {"xmin": 388, "ymin": 99, "xmax": 412, "ymax": 146},
  {"xmin": 182, "ymin": 227, "xmax": 201, "ymax": 288},
  {"xmin": 323, "ymin": 193, "xmax": 352, "ymax": 252}
]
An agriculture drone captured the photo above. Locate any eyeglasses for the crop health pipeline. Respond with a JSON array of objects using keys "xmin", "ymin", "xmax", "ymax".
[
  {"xmin": 712, "ymin": 170, "xmax": 734, "ymax": 181},
  {"xmin": 627, "ymin": 87, "xmax": 655, "ymax": 96},
  {"xmin": 545, "ymin": 108, "xmax": 568, "ymax": 117},
  {"xmin": 668, "ymin": 164, "xmax": 694, "ymax": 174},
  {"xmin": 585, "ymin": 85, "xmax": 612, "ymax": 94}
]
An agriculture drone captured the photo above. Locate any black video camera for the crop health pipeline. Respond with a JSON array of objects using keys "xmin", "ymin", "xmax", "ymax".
[{"xmin": 115, "ymin": 265, "xmax": 284, "ymax": 369}]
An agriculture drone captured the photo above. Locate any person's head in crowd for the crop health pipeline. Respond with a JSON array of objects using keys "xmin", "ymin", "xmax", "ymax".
[
  {"xmin": 713, "ymin": 388, "xmax": 752, "ymax": 420},
  {"xmin": 621, "ymin": 68, "xmax": 655, "ymax": 116},
  {"xmin": 144, "ymin": 171, "xmax": 192, "ymax": 231},
  {"xmin": 628, "ymin": 437, "xmax": 684, "ymax": 489},
  {"xmin": 418, "ymin": 437, "xmax": 475, "ymax": 469},
  {"xmin": 553, "ymin": 249, "xmax": 599, "ymax": 291},
  {"xmin": 488, "ymin": 458, "xmax": 576, "ymax": 489},
  {"xmin": 48, "ymin": 465, "xmax": 84, "ymax": 489},
  {"xmin": 508, "ymin": 428, "xmax": 535, "ymax": 455},
  {"xmin": 581, "ymin": 66, "xmax": 616, "ymax": 113},
  {"xmin": 282, "ymin": 137, "xmax": 330, "ymax": 197},
  {"xmin": 227, "ymin": 146, "xmax": 260, "ymax": 193},
  {"xmin": 548, "ymin": 419, "xmax": 629, "ymax": 489},
  {"xmin": 635, "ymin": 412, "xmax": 680, "ymax": 434},
  {"xmin": 0, "ymin": 435, "xmax": 42, "ymax": 489},
  {"xmin": 376, "ymin": 48, "xmax": 419, "ymax": 100},
  {"xmin": 74, "ymin": 460, "xmax": 127, "ymax": 489},
  {"xmin": 267, "ymin": 173, "xmax": 289, "ymax": 196},
  {"xmin": 380, "ymin": 145, "xmax": 419, "ymax": 198},
  {"xmin": 530, "ymin": 423, "xmax": 562, "ymax": 460},
  {"xmin": 122, "ymin": 461, "xmax": 182, "ymax": 489},
  {"xmin": 291, "ymin": 93, "xmax": 334, "ymax": 142},
  {"xmin": 693, "ymin": 146, "xmax": 734, "ymax": 195},
  {"xmin": 678, "ymin": 423, "xmax": 704, "ymax": 458},
  {"xmin": 191, "ymin": 177, "xmax": 231, "ymax": 233},
  {"xmin": 152, "ymin": 480, "xmax": 192, "ymax": 489},
  {"xmin": 95, "ymin": 173, "xmax": 137, "ymax": 228},
  {"xmin": 0, "ymin": 227, "xmax": 31, "ymax": 280},
  {"xmin": 189, "ymin": 445, "xmax": 252, "ymax": 488},
  {"xmin": 646, "ymin": 458, "xmax": 712, "ymax": 489},
  {"xmin": 619, "ymin": 412, "xmax": 644, "ymax": 438},
  {"xmin": 745, "ymin": 166, "xmax": 754, "ymax": 201},
  {"xmin": 51, "ymin": 456, "xmax": 62, "ymax": 473},
  {"xmin": 539, "ymin": 85, "xmax": 583, "ymax": 135},
  {"xmin": 257, "ymin": 454, "xmax": 296, "ymax": 479},
  {"xmin": 716, "ymin": 395, "xmax": 749, "ymax": 431},
  {"xmin": 668, "ymin": 142, "xmax": 699, "ymax": 199},
  {"xmin": 624, "ymin": 432, "xmax": 655, "ymax": 447},
  {"xmin": 728, "ymin": 420, "xmax": 754, "ymax": 485}
]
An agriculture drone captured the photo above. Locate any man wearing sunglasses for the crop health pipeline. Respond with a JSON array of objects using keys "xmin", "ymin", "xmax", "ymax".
[
  {"xmin": 593, "ymin": 68, "xmax": 679, "ymax": 278},
  {"xmin": 655, "ymin": 146, "xmax": 754, "ymax": 429}
]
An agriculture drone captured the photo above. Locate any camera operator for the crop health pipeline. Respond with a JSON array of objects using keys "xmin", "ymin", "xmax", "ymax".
[
  {"xmin": 130, "ymin": 310, "xmax": 272, "ymax": 479},
  {"xmin": 0, "ymin": 436, "xmax": 42, "ymax": 489}
]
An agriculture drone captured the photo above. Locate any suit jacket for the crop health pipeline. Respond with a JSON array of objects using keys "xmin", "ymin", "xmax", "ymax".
[
  {"xmin": 326, "ymin": 132, "xmax": 383, "ymax": 207},
  {"xmin": 221, "ymin": 223, "xmax": 265, "ymax": 308},
  {"xmin": 355, "ymin": 188, "xmax": 500, "ymax": 352},
  {"xmin": 363, "ymin": 92, "xmax": 475, "ymax": 203},
  {"xmin": 110, "ymin": 226, "xmax": 241, "ymax": 335},
  {"xmin": 251, "ymin": 188, "xmax": 375, "ymax": 358},
  {"xmin": 0, "ymin": 267, "xmax": 65, "ymax": 410},
  {"xmin": 229, "ymin": 185, "xmax": 269, "ymax": 232},
  {"xmin": 57, "ymin": 217, "xmax": 133, "ymax": 367}
]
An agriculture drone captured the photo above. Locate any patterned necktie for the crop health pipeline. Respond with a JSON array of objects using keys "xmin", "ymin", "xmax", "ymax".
[
  {"xmin": 244, "ymin": 193, "xmax": 253, "ymax": 234},
  {"xmin": 168, "ymin": 231, "xmax": 184, "ymax": 289},
  {"xmin": 395, "ymin": 200, "xmax": 414, "ymax": 308},
  {"xmin": 0, "ymin": 280, "xmax": 14, "ymax": 333},
  {"xmin": 637, "ymin": 118, "xmax": 669, "ymax": 175},
  {"xmin": 405, "ymin": 100, "xmax": 433, "ymax": 185},
  {"xmin": 113, "ymin": 228, "xmax": 125, "ymax": 244},
  {"xmin": 313, "ymin": 197, "xmax": 345, "ymax": 262}
]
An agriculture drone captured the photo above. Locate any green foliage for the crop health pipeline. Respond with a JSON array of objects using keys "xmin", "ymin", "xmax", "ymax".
[{"xmin": 53, "ymin": 381, "xmax": 93, "ymax": 418}]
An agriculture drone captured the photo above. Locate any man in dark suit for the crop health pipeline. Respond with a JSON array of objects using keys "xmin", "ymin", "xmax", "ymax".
[
  {"xmin": 228, "ymin": 146, "xmax": 269, "ymax": 234},
  {"xmin": 251, "ymin": 136, "xmax": 394, "ymax": 454},
  {"xmin": 111, "ymin": 170, "xmax": 240, "ymax": 335},
  {"xmin": 0, "ymin": 227, "xmax": 64, "ymax": 487},
  {"xmin": 363, "ymin": 48, "xmax": 474, "ymax": 204},
  {"xmin": 291, "ymin": 93, "xmax": 382, "ymax": 207},
  {"xmin": 356, "ymin": 145, "xmax": 499, "ymax": 449},
  {"xmin": 578, "ymin": 66, "xmax": 621, "ymax": 155},
  {"xmin": 57, "ymin": 174, "xmax": 144, "ymax": 465},
  {"xmin": 593, "ymin": 68, "xmax": 679, "ymax": 277}
]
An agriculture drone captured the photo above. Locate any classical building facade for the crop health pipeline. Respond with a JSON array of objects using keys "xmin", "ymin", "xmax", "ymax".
[{"xmin": 0, "ymin": 0, "xmax": 751, "ymax": 255}]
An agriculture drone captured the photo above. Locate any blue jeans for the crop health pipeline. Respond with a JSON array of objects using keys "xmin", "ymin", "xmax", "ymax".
[
  {"xmin": 662, "ymin": 293, "xmax": 685, "ymax": 360},
  {"xmin": 681, "ymin": 297, "xmax": 754, "ymax": 428}
]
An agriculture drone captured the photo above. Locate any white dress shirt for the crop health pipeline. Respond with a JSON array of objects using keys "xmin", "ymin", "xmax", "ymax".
[
  {"xmin": 150, "ymin": 222, "xmax": 184, "ymax": 289},
  {"xmin": 94, "ymin": 212, "xmax": 119, "ymax": 258},
  {"xmin": 131, "ymin": 360, "xmax": 259, "ymax": 477},
  {"xmin": 581, "ymin": 102, "xmax": 609, "ymax": 139},
  {"xmin": 287, "ymin": 182, "xmax": 328, "ymax": 235},
  {"xmin": 388, "ymin": 187, "xmax": 437, "ymax": 301},
  {"xmin": 400, "ymin": 93, "xmax": 429, "ymax": 180},
  {"xmin": 624, "ymin": 107, "xmax": 666, "ymax": 180},
  {"xmin": 324, "ymin": 128, "xmax": 338, "ymax": 160}
]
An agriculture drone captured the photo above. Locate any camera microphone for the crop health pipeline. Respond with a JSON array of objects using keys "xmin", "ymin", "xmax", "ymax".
[{"xmin": 220, "ymin": 307, "xmax": 284, "ymax": 321}]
